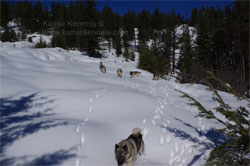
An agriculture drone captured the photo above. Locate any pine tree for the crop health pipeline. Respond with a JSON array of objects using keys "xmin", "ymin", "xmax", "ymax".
[
  {"xmin": 1, "ymin": 27, "xmax": 10, "ymax": 42},
  {"xmin": 0, "ymin": 1, "xmax": 11, "ymax": 27},
  {"xmin": 190, "ymin": 8, "xmax": 198, "ymax": 26},
  {"xmin": 176, "ymin": 73, "xmax": 250, "ymax": 165},
  {"xmin": 33, "ymin": 0, "xmax": 44, "ymax": 33},
  {"xmin": 112, "ymin": 14, "xmax": 122, "ymax": 57},
  {"xmin": 78, "ymin": 0, "xmax": 101, "ymax": 58},
  {"xmin": 170, "ymin": 9, "xmax": 177, "ymax": 74},
  {"xmin": 194, "ymin": 7, "xmax": 213, "ymax": 72},
  {"xmin": 137, "ymin": 9, "xmax": 151, "ymax": 48},
  {"xmin": 102, "ymin": 6, "xmax": 114, "ymax": 52},
  {"xmin": 114, "ymin": 31, "xmax": 122, "ymax": 57},
  {"xmin": 178, "ymin": 25, "xmax": 194, "ymax": 83},
  {"xmin": 51, "ymin": 34, "xmax": 67, "ymax": 50},
  {"xmin": 129, "ymin": 48, "xmax": 135, "ymax": 61}
]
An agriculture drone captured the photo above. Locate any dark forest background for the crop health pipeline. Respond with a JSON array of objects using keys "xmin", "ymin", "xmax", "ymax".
[{"xmin": 0, "ymin": 0, "xmax": 249, "ymax": 97}]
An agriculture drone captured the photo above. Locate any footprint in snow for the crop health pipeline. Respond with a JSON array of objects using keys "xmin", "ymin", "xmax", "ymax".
[
  {"xmin": 142, "ymin": 119, "xmax": 147, "ymax": 124},
  {"xmin": 175, "ymin": 142, "xmax": 179, "ymax": 152},
  {"xmin": 151, "ymin": 119, "xmax": 156, "ymax": 126},
  {"xmin": 89, "ymin": 98, "xmax": 93, "ymax": 103},
  {"xmin": 180, "ymin": 147, "xmax": 185, "ymax": 156},
  {"xmin": 201, "ymin": 124, "xmax": 206, "ymax": 131},
  {"xmin": 95, "ymin": 94, "xmax": 99, "ymax": 98},
  {"xmin": 162, "ymin": 128, "xmax": 166, "ymax": 134},
  {"xmin": 76, "ymin": 124, "xmax": 81, "ymax": 133},
  {"xmin": 142, "ymin": 128, "xmax": 149, "ymax": 138},
  {"xmin": 153, "ymin": 114, "xmax": 160, "ymax": 120},
  {"xmin": 166, "ymin": 136, "xmax": 171, "ymax": 143},
  {"xmin": 189, "ymin": 147, "xmax": 193, "ymax": 154},
  {"xmin": 81, "ymin": 133, "xmax": 85, "ymax": 146},
  {"xmin": 89, "ymin": 106, "xmax": 93, "ymax": 112},
  {"xmin": 181, "ymin": 158, "xmax": 187, "ymax": 164},
  {"xmin": 175, "ymin": 155, "xmax": 181, "ymax": 163},
  {"xmin": 160, "ymin": 135, "xmax": 164, "ymax": 145},
  {"xmin": 75, "ymin": 159, "xmax": 80, "ymax": 166}
]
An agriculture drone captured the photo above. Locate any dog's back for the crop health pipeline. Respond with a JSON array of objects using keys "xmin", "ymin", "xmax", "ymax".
[
  {"xmin": 127, "ymin": 128, "xmax": 144, "ymax": 155},
  {"xmin": 130, "ymin": 71, "xmax": 141, "ymax": 78}
]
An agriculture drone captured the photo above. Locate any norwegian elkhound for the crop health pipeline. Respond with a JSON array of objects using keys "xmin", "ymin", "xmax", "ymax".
[
  {"xmin": 130, "ymin": 71, "xmax": 141, "ymax": 78},
  {"xmin": 117, "ymin": 68, "xmax": 123, "ymax": 78},
  {"xmin": 115, "ymin": 128, "xmax": 145, "ymax": 166},
  {"xmin": 99, "ymin": 62, "xmax": 106, "ymax": 73}
]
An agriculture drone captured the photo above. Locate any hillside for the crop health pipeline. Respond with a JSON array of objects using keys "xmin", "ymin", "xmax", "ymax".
[{"xmin": 1, "ymin": 44, "xmax": 248, "ymax": 166}]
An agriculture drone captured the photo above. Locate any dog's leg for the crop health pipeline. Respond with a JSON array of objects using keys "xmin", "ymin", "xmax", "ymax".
[
  {"xmin": 139, "ymin": 141, "xmax": 145, "ymax": 155},
  {"xmin": 127, "ymin": 160, "xmax": 135, "ymax": 166}
]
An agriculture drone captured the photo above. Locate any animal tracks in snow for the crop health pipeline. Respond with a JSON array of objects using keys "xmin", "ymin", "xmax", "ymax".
[{"xmin": 75, "ymin": 88, "xmax": 107, "ymax": 165}]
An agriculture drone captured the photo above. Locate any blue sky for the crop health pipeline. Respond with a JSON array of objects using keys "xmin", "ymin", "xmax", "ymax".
[
  {"xmin": 95, "ymin": 1, "xmax": 234, "ymax": 16},
  {"xmin": 9, "ymin": 0, "xmax": 234, "ymax": 17}
]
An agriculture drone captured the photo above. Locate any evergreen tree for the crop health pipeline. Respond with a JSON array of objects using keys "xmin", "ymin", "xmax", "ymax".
[
  {"xmin": 114, "ymin": 31, "xmax": 122, "ymax": 57},
  {"xmin": 129, "ymin": 48, "xmax": 136, "ymax": 61},
  {"xmin": 102, "ymin": 6, "xmax": 114, "ymax": 52},
  {"xmin": 33, "ymin": 0, "xmax": 44, "ymax": 32},
  {"xmin": 112, "ymin": 14, "xmax": 122, "ymax": 57},
  {"xmin": 51, "ymin": 34, "xmax": 67, "ymax": 50},
  {"xmin": 124, "ymin": 10, "xmax": 136, "ymax": 43},
  {"xmin": 178, "ymin": 25, "xmax": 194, "ymax": 83},
  {"xmin": 161, "ymin": 27, "xmax": 172, "ymax": 75},
  {"xmin": 170, "ymin": 9, "xmax": 177, "ymax": 74},
  {"xmin": 1, "ymin": 27, "xmax": 10, "ymax": 42},
  {"xmin": 35, "ymin": 37, "xmax": 47, "ymax": 48},
  {"xmin": 139, "ymin": 42, "xmax": 168, "ymax": 75},
  {"xmin": 177, "ymin": 73, "xmax": 250, "ymax": 165},
  {"xmin": 0, "ymin": 1, "xmax": 11, "ymax": 27},
  {"xmin": 78, "ymin": 0, "xmax": 101, "ymax": 58},
  {"xmin": 137, "ymin": 9, "xmax": 151, "ymax": 48},
  {"xmin": 190, "ymin": 8, "xmax": 198, "ymax": 26},
  {"xmin": 195, "ymin": 7, "xmax": 213, "ymax": 70}
]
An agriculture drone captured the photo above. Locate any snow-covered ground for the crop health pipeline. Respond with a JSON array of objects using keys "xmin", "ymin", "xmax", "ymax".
[{"xmin": 0, "ymin": 42, "xmax": 248, "ymax": 166}]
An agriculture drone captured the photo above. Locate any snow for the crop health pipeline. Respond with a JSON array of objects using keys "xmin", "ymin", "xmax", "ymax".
[{"xmin": 0, "ymin": 42, "xmax": 248, "ymax": 166}]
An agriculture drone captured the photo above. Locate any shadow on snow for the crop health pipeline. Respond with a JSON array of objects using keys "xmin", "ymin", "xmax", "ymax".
[
  {"xmin": 158, "ymin": 118, "xmax": 227, "ymax": 166},
  {"xmin": 0, "ymin": 93, "xmax": 72, "ymax": 165}
]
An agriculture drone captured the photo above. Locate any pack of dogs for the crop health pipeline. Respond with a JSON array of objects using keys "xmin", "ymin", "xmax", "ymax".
[
  {"xmin": 99, "ymin": 62, "xmax": 164, "ymax": 82},
  {"xmin": 99, "ymin": 62, "xmax": 145, "ymax": 80},
  {"xmin": 115, "ymin": 128, "xmax": 145, "ymax": 166}
]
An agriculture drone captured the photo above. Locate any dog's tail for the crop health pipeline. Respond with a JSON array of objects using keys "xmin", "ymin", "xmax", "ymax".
[{"xmin": 132, "ymin": 128, "xmax": 141, "ymax": 136}]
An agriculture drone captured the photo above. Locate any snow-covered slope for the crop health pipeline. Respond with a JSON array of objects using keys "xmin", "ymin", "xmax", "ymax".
[{"xmin": 0, "ymin": 46, "xmax": 247, "ymax": 166}]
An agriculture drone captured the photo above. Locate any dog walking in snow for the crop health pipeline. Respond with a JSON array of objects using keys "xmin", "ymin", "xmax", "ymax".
[
  {"xmin": 117, "ymin": 68, "xmax": 122, "ymax": 78},
  {"xmin": 115, "ymin": 128, "xmax": 145, "ymax": 166},
  {"xmin": 99, "ymin": 62, "xmax": 106, "ymax": 73},
  {"xmin": 130, "ymin": 71, "xmax": 141, "ymax": 78},
  {"xmin": 153, "ymin": 73, "xmax": 161, "ymax": 81}
]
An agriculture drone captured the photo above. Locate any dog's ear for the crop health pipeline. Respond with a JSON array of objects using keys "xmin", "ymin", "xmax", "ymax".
[
  {"xmin": 122, "ymin": 145, "xmax": 128, "ymax": 152},
  {"xmin": 115, "ymin": 144, "xmax": 119, "ymax": 149}
]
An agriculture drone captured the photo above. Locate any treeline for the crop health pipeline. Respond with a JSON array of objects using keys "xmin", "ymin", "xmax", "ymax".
[
  {"xmin": 0, "ymin": 0, "xmax": 249, "ymax": 96},
  {"xmin": 178, "ymin": 1, "xmax": 249, "ymax": 97}
]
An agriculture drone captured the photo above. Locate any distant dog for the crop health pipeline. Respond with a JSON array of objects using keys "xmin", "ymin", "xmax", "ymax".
[
  {"xmin": 115, "ymin": 128, "xmax": 145, "ymax": 166},
  {"xmin": 130, "ymin": 71, "xmax": 141, "ymax": 78},
  {"xmin": 117, "ymin": 68, "xmax": 123, "ymax": 78},
  {"xmin": 99, "ymin": 62, "xmax": 106, "ymax": 73},
  {"xmin": 153, "ymin": 73, "xmax": 161, "ymax": 81}
]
